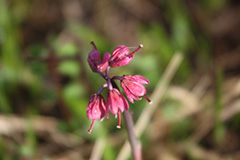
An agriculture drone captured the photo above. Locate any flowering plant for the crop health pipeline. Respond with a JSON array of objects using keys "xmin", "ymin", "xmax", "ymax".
[{"xmin": 86, "ymin": 41, "xmax": 151, "ymax": 133}]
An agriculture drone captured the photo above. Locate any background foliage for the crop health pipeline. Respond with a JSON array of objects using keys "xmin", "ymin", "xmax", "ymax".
[{"xmin": 0, "ymin": 0, "xmax": 240, "ymax": 159}]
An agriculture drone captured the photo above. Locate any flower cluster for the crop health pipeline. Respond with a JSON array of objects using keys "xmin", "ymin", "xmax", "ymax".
[{"xmin": 86, "ymin": 41, "xmax": 151, "ymax": 133}]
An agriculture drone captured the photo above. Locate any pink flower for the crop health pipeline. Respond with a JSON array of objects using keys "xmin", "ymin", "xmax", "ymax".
[
  {"xmin": 107, "ymin": 88, "xmax": 129, "ymax": 128},
  {"xmin": 109, "ymin": 44, "xmax": 143, "ymax": 68},
  {"xmin": 86, "ymin": 94, "xmax": 108, "ymax": 133},
  {"xmin": 86, "ymin": 41, "xmax": 151, "ymax": 134},
  {"xmin": 120, "ymin": 75, "xmax": 151, "ymax": 103},
  {"xmin": 87, "ymin": 41, "xmax": 110, "ymax": 72}
]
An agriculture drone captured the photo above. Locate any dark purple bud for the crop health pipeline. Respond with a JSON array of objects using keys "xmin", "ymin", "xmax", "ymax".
[
  {"xmin": 88, "ymin": 41, "xmax": 110, "ymax": 72},
  {"xmin": 87, "ymin": 49, "xmax": 101, "ymax": 72}
]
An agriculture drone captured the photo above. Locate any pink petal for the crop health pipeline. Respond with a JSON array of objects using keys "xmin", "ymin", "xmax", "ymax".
[
  {"xmin": 86, "ymin": 94, "xmax": 101, "ymax": 119},
  {"xmin": 107, "ymin": 89, "xmax": 127, "ymax": 114},
  {"xmin": 99, "ymin": 95, "xmax": 107, "ymax": 119},
  {"xmin": 86, "ymin": 94, "xmax": 107, "ymax": 120},
  {"xmin": 97, "ymin": 52, "xmax": 110, "ymax": 72},
  {"xmin": 112, "ymin": 89, "xmax": 125, "ymax": 113},
  {"xmin": 109, "ymin": 56, "xmax": 133, "ymax": 68},
  {"xmin": 110, "ymin": 45, "xmax": 129, "ymax": 60},
  {"xmin": 107, "ymin": 90, "xmax": 118, "ymax": 115},
  {"xmin": 121, "ymin": 94, "xmax": 129, "ymax": 111},
  {"xmin": 123, "ymin": 79, "xmax": 146, "ymax": 97},
  {"xmin": 121, "ymin": 81, "xmax": 141, "ymax": 103},
  {"xmin": 124, "ymin": 75, "xmax": 149, "ymax": 84}
]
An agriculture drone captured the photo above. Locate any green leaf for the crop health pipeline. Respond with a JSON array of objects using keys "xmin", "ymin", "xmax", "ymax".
[
  {"xmin": 56, "ymin": 43, "xmax": 78, "ymax": 56},
  {"xmin": 58, "ymin": 61, "xmax": 80, "ymax": 77}
]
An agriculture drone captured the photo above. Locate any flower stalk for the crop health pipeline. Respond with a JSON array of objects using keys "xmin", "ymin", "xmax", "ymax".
[{"xmin": 123, "ymin": 110, "xmax": 142, "ymax": 160}]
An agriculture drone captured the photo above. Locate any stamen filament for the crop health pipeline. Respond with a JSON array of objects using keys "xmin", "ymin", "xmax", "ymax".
[
  {"xmin": 127, "ymin": 44, "xmax": 143, "ymax": 57},
  {"xmin": 143, "ymin": 95, "xmax": 152, "ymax": 104},
  {"xmin": 117, "ymin": 110, "xmax": 121, "ymax": 128},
  {"xmin": 88, "ymin": 120, "xmax": 95, "ymax": 134}
]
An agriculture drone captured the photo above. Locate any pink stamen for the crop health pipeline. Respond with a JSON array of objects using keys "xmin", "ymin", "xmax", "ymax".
[
  {"xmin": 116, "ymin": 110, "xmax": 121, "ymax": 128},
  {"xmin": 127, "ymin": 44, "xmax": 143, "ymax": 57},
  {"xmin": 143, "ymin": 95, "xmax": 152, "ymax": 104},
  {"xmin": 90, "ymin": 41, "xmax": 97, "ymax": 50},
  {"xmin": 88, "ymin": 120, "xmax": 95, "ymax": 134}
]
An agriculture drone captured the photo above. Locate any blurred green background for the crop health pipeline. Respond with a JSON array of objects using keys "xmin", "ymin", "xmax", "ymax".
[{"xmin": 0, "ymin": 0, "xmax": 240, "ymax": 159}]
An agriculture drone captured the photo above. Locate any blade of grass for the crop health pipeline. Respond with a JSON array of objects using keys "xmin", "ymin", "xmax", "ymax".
[
  {"xmin": 213, "ymin": 69, "xmax": 225, "ymax": 144},
  {"xmin": 89, "ymin": 137, "xmax": 106, "ymax": 160}
]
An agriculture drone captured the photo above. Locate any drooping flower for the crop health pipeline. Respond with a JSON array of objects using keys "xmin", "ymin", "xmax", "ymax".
[
  {"xmin": 86, "ymin": 41, "xmax": 151, "ymax": 134},
  {"xmin": 87, "ymin": 41, "xmax": 110, "ymax": 72},
  {"xmin": 86, "ymin": 94, "xmax": 108, "ymax": 133},
  {"xmin": 107, "ymin": 88, "xmax": 129, "ymax": 128},
  {"xmin": 120, "ymin": 75, "xmax": 151, "ymax": 103},
  {"xmin": 109, "ymin": 44, "xmax": 143, "ymax": 68}
]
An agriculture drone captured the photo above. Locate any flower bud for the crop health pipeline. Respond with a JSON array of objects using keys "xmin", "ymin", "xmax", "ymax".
[
  {"xmin": 87, "ymin": 41, "xmax": 110, "ymax": 72},
  {"xmin": 87, "ymin": 49, "xmax": 101, "ymax": 72}
]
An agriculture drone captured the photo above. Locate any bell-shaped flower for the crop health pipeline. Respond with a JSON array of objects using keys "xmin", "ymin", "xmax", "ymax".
[
  {"xmin": 120, "ymin": 75, "xmax": 151, "ymax": 103},
  {"xmin": 87, "ymin": 41, "xmax": 110, "ymax": 72},
  {"xmin": 109, "ymin": 44, "xmax": 143, "ymax": 68},
  {"xmin": 107, "ymin": 88, "xmax": 129, "ymax": 128},
  {"xmin": 86, "ymin": 94, "xmax": 108, "ymax": 133}
]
